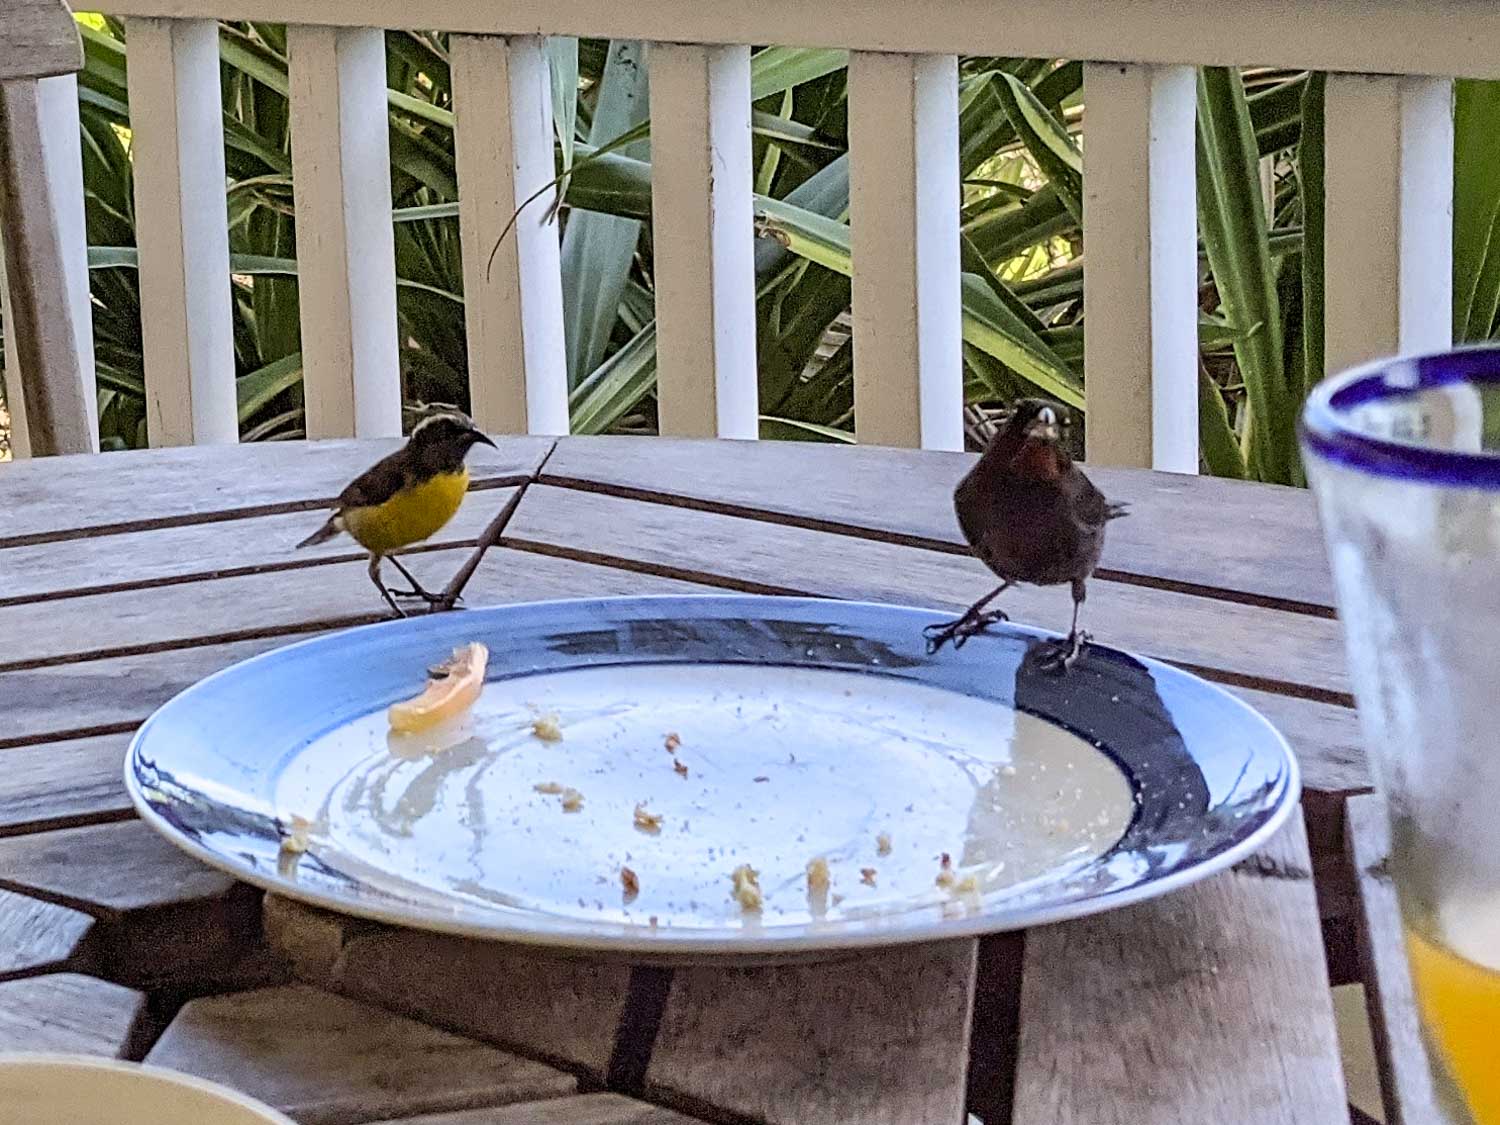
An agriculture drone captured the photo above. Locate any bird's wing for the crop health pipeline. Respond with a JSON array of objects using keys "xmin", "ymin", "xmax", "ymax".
[
  {"xmin": 1069, "ymin": 471, "xmax": 1115, "ymax": 532},
  {"xmin": 334, "ymin": 447, "xmax": 413, "ymax": 512}
]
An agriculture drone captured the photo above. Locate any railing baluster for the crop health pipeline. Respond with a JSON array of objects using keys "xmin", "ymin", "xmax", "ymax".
[
  {"xmin": 1324, "ymin": 74, "xmax": 1453, "ymax": 377},
  {"xmin": 451, "ymin": 34, "xmax": 569, "ymax": 436},
  {"xmin": 286, "ymin": 25, "xmax": 402, "ymax": 438},
  {"xmin": 0, "ymin": 74, "xmax": 98, "ymax": 457},
  {"xmin": 648, "ymin": 42, "xmax": 759, "ymax": 440},
  {"xmin": 848, "ymin": 51, "xmax": 962, "ymax": 452},
  {"xmin": 124, "ymin": 17, "xmax": 237, "ymax": 447},
  {"xmin": 1082, "ymin": 62, "xmax": 1198, "ymax": 472}
]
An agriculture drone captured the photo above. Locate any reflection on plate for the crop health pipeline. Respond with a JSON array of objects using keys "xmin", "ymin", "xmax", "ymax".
[{"xmin": 127, "ymin": 596, "xmax": 1299, "ymax": 960}]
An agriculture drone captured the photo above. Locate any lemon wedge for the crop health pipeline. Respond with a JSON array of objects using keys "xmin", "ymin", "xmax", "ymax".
[{"xmin": 388, "ymin": 642, "xmax": 489, "ymax": 733}]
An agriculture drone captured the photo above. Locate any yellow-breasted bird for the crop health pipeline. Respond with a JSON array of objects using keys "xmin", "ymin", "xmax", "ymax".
[{"xmin": 295, "ymin": 411, "xmax": 496, "ymax": 616}]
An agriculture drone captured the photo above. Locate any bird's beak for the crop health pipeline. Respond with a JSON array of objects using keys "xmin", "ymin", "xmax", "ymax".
[
  {"xmin": 471, "ymin": 428, "xmax": 497, "ymax": 449},
  {"xmin": 1025, "ymin": 406, "xmax": 1062, "ymax": 442}
]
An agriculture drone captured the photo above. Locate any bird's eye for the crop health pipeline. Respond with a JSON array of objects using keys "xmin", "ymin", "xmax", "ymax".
[{"xmin": 1037, "ymin": 406, "xmax": 1057, "ymax": 426}]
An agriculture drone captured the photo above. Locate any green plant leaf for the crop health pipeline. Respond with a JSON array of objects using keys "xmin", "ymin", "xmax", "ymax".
[
  {"xmin": 758, "ymin": 416, "xmax": 854, "ymax": 443},
  {"xmin": 569, "ymin": 320, "xmax": 657, "ymax": 434},
  {"xmin": 1454, "ymin": 79, "xmax": 1500, "ymax": 341},
  {"xmin": 1198, "ymin": 362, "xmax": 1248, "ymax": 478},
  {"xmin": 560, "ymin": 40, "xmax": 650, "ymax": 388},
  {"xmin": 236, "ymin": 350, "xmax": 303, "ymax": 423},
  {"xmin": 750, "ymin": 47, "xmax": 848, "ymax": 102},
  {"xmin": 1297, "ymin": 72, "xmax": 1325, "ymax": 397},
  {"xmin": 993, "ymin": 73, "xmax": 1082, "ymax": 221},
  {"xmin": 1198, "ymin": 66, "xmax": 1296, "ymax": 483}
]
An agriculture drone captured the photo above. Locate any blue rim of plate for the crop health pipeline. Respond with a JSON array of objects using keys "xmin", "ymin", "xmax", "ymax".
[
  {"xmin": 1300, "ymin": 342, "xmax": 1500, "ymax": 487},
  {"xmin": 125, "ymin": 595, "xmax": 1300, "ymax": 957}
]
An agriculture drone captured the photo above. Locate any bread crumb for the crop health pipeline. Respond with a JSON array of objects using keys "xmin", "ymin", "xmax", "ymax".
[
  {"xmin": 672, "ymin": 758, "xmax": 689, "ymax": 778},
  {"xmin": 620, "ymin": 866, "xmax": 639, "ymax": 901},
  {"xmin": 664, "ymin": 732, "xmax": 681, "ymax": 752},
  {"xmin": 731, "ymin": 864, "xmax": 763, "ymax": 911},
  {"xmin": 935, "ymin": 852, "xmax": 957, "ymax": 889},
  {"xmin": 876, "ymin": 831, "xmax": 892, "ymax": 856},
  {"xmin": 532, "ymin": 714, "xmax": 563, "ymax": 742},
  {"xmin": 752, "ymin": 776, "xmax": 769, "ymax": 783},
  {"xmin": 806, "ymin": 856, "xmax": 830, "ymax": 893},
  {"xmin": 633, "ymin": 803, "xmax": 663, "ymax": 833},
  {"xmin": 279, "ymin": 814, "xmax": 312, "ymax": 855},
  {"xmin": 533, "ymin": 781, "xmax": 564, "ymax": 795},
  {"xmin": 859, "ymin": 867, "xmax": 877, "ymax": 887},
  {"xmin": 560, "ymin": 787, "xmax": 584, "ymax": 812}
]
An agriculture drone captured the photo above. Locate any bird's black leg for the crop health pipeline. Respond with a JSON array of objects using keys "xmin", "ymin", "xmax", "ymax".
[
  {"xmin": 384, "ymin": 554, "xmax": 456, "ymax": 607},
  {"xmin": 368, "ymin": 555, "xmax": 406, "ymax": 618},
  {"xmin": 923, "ymin": 582, "xmax": 1012, "ymax": 654},
  {"xmin": 1037, "ymin": 579, "xmax": 1091, "ymax": 674}
]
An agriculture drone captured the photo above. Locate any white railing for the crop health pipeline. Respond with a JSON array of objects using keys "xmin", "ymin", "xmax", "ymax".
[{"xmin": 4, "ymin": 0, "xmax": 1486, "ymax": 466}]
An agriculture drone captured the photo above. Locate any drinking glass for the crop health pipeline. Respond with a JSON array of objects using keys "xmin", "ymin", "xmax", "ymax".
[{"xmin": 1302, "ymin": 345, "xmax": 1500, "ymax": 1125}]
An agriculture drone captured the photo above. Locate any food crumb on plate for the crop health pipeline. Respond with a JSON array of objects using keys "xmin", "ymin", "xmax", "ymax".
[
  {"xmin": 731, "ymin": 864, "xmax": 763, "ymax": 911},
  {"xmin": 533, "ymin": 781, "xmax": 564, "ymax": 795},
  {"xmin": 560, "ymin": 787, "xmax": 584, "ymax": 812},
  {"xmin": 753, "ymin": 776, "xmax": 769, "ymax": 783},
  {"xmin": 664, "ymin": 732, "xmax": 681, "ymax": 752},
  {"xmin": 935, "ymin": 852, "xmax": 957, "ymax": 889},
  {"xmin": 859, "ymin": 867, "xmax": 877, "ymax": 887},
  {"xmin": 648, "ymin": 915, "xmax": 659, "ymax": 929},
  {"xmin": 876, "ymin": 831, "xmax": 892, "ymax": 856},
  {"xmin": 673, "ymin": 758, "xmax": 689, "ymax": 778},
  {"xmin": 278, "ymin": 814, "xmax": 312, "ymax": 856},
  {"xmin": 531, "ymin": 713, "xmax": 564, "ymax": 742},
  {"xmin": 806, "ymin": 856, "xmax": 830, "ymax": 893},
  {"xmin": 620, "ymin": 866, "xmax": 640, "ymax": 901},
  {"xmin": 633, "ymin": 803, "xmax": 663, "ymax": 833}
]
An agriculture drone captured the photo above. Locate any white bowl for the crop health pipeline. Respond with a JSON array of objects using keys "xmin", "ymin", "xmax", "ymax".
[{"xmin": 0, "ymin": 1055, "xmax": 293, "ymax": 1125}]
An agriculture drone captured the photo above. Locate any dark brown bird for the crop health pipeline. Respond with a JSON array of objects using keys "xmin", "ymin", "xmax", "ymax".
[{"xmin": 924, "ymin": 399, "xmax": 1127, "ymax": 671}]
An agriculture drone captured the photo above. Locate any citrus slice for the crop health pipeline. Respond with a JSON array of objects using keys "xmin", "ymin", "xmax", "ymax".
[{"xmin": 388, "ymin": 642, "xmax": 489, "ymax": 734}]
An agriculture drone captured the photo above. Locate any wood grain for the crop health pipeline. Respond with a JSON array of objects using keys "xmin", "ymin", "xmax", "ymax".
[
  {"xmin": 1345, "ymin": 794, "xmax": 1444, "ymax": 1125},
  {"xmin": 0, "ymin": 818, "xmax": 236, "ymax": 915},
  {"xmin": 145, "ymin": 984, "xmax": 577, "ymax": 1125},
  {"xmin": 0, "ymin": 887, "xmax": 93, "ymax": 977},
  {"xmin": 0, "ymin": 549, "xmax": 714, "ymax": 747},
  {"xmin": 0, "ymin": 435, "xmax": 552, "ymax": 546},
  {"xmin": 0, "ymin": 733, "xmax": 134, "ymax": 835},
  {"xmin": 1012, "ymin": 815, "xmax": 1348, "ymax": 1123},
  {"xmin": 0, "ymin": 972, "xmax": 145, "ymax": 1056},
  {"xmin": 647, "ymin": 939, "xmax": 976, "ymax": 1125},
  {"xmin": 263, "ymin": 896, "xmax": 631, "ymax": 1075},
  {"xmin": 504, "ymin": 484, "xmax": 1349, "ymax": 699},
  {"xmin": 541, "ymin": 436, "xmax": 1335, "ymax": 610},
  {"xmin": 370, "ymin": 1093, "xmax": 707, "ymax": 1123},
  {"xmin": 0, "ymin": 0, "xmax": 82, "ymax": 81},
  {"xmin": 0, "ymin": 487, "xmax": 508, "ymax": 604}
]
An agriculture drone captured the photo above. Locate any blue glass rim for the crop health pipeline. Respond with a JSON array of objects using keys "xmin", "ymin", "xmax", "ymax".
[{"xmin": 1300, "ymin": 343, "xmax": 1500, "ymax": 488}]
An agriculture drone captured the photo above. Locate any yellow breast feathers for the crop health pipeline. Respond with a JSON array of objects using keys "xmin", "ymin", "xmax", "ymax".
[{"xmin": 342, "ymin": 468, "xmax": 469, "ymax": 556}]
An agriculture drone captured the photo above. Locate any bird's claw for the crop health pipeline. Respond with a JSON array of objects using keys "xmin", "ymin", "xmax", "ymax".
[
  {"xmin": 922, "ymin": 610, "xmax": 1008, "ymax": 655},
  {"xmin": 389, "ymin": 585, "xmax": 451, "ymax": 606},
  {"xmin": 1035, "ymin": 630, "xmax": 1091, "ymax": 675}
]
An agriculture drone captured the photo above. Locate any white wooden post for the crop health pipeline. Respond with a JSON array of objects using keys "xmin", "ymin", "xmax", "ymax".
[
  {"xmin": 1082, "ymin": 62, "xmax": 1199, "ymax": 472},
  {"xmin": 287, "ymin": 25, "xmax": 402, "ymax": 438},
  {"xmin": 1324, "ymin": 74, "xmax": 1453, "ymax": 378},
  {"xmin": 848, "ymin": 51, "xmax": 963, "ymax": 452},
  {"xmin": 451, "ymin": 34, "xmax": 569, "ymax": 436},
  {"xmin": 0, "ymin": 74, "xmax": 98, "ymax": 457},
  {"xmin": 125, "ymin": 18, "xmax": 237, "ymax": 447},
  {"xmin": 648, "ymin": 42, "xmax": 759, "ymax": 440}
]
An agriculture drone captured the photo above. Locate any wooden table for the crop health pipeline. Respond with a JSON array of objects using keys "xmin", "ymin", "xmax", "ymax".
[{"xmin": 0, "ymin": 436, "xmax": 1439, "ymax": 1124}]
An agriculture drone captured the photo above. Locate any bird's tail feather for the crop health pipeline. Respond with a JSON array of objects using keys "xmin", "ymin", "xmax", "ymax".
[
  {"xmin": 1106, "ymin": 502, "xmax": 1130, "ymax": 520},
  {"xmin": 295, "ymin": 516, "xmax": 343, "ymax": 549}
]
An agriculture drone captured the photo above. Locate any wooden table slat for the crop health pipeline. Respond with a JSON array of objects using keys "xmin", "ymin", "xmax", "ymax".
[
  {"xmin": 646, "ymin": 940, "xmax": 978, "ymax": 1125},
  {"xmin": 144, "ymin": 984, "xmax": 578, "ymax": 1125},
  {"xmin": 264, "ymin": 896, "xmax": 632, "ymax": 1075},
  {"xmin": 371, "ymin": 1092, "xmax": 710, "ymax": 1123},
  {"xmin": 0, "ymin": 972, "xmax": 147, "ymax": 1056},
  {"xmin": 540, "ymin": 435, "xmax": 1335, "ymax": 610},
  {"xmin": 502, "ymin": 483, "xmax": 1350, "ymax": 700},
  {"xmin": 0, "ymin": 887, "xmax": 94, "ymax": 978},
  {"xmin": 0, "ymin": 733, "xmax": 134, "ymax": 836},
  {"xmin": 0, "ymin": 436, "xmax": 553, "ymax": 546},
  {"xmin": 1345, "ymin": 794, "xmax": 1445, "ymax": 1125},
  {"xmin": 1012, "ymin": 814, "xmax": 1350, "ymax": 1124}
]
